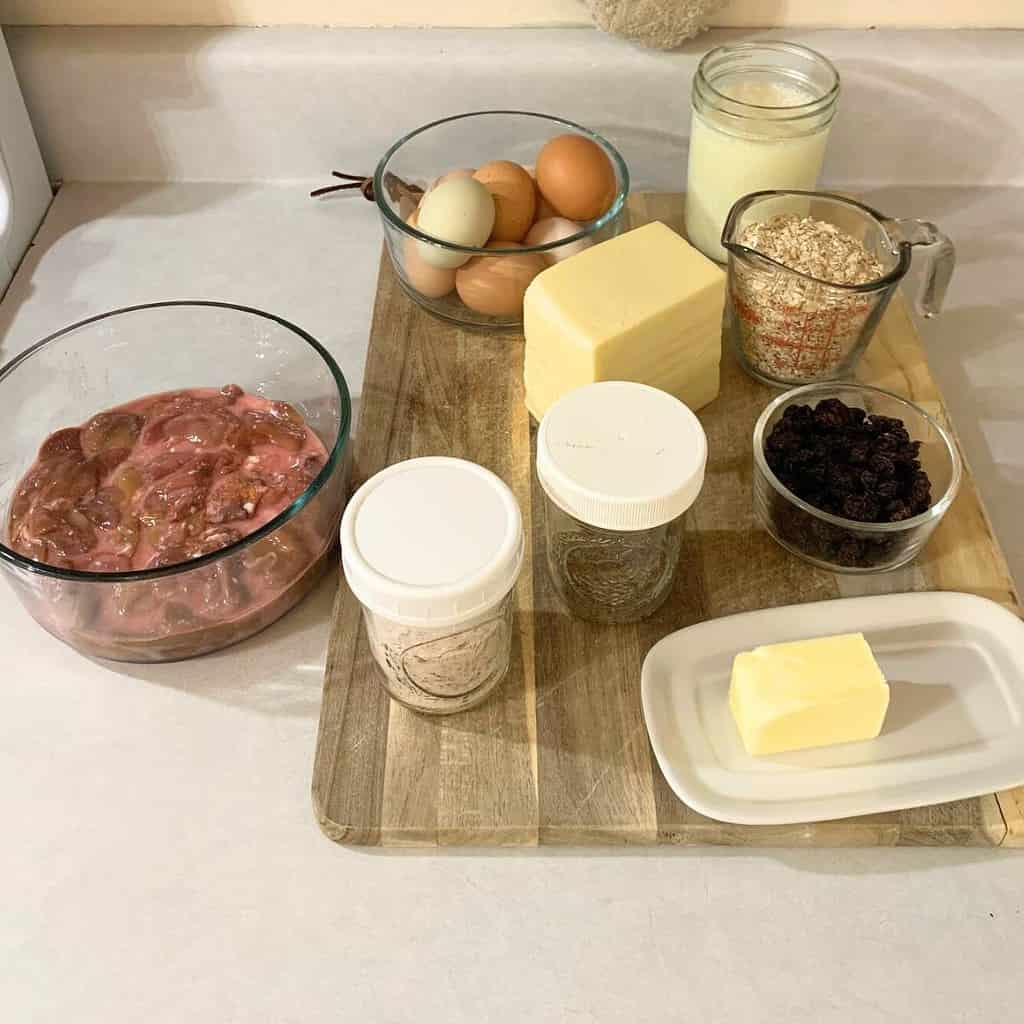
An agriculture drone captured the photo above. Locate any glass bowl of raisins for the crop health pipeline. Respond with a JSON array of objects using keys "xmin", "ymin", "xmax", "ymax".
[
  {"xmin": 753, "ymin": 383, "xmax": 962, "ymax": 573},
  {"xmin": 0, "ymin": 302, "xmax": 351, "ymax": 661}
]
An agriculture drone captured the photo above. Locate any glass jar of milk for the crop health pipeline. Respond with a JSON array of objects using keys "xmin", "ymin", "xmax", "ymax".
[{"xmin": 684, "ymin": 41, "xmax": 840, "ymax": 262}]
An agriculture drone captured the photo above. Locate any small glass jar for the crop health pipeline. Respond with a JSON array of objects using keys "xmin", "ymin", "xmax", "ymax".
[
  {"xmin": 340, "ymin": 457, "xmax": 523, "ymax": 714},
  {"xmin": 684, "ymin": 41, "xmax": 840, "ymax": 262},
  {"xmin": 544, "ymin": 504, "xmax": 684, "ymax": 623},
  {"xmin": 360, "ymin": 590, "xmax": 516, "ymax": 712},
  {"xmin": 537, "ymin": 382, "xmax": 707, "ymax": 624}
]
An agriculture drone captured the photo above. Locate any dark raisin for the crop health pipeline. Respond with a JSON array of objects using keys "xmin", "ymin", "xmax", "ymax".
[
  {"xmin": 860, "ymin": 470, "xmax": 878, "ymax": 491},
  {"xmin": 817, "ymin": 398, "xmax": 848, "ymax": 415},
  {"xmin": 836, "ymin": 538, "xmax": 864, "ymax": 566},
  {"xmin": 876, "ymin": 480, "xmax": 899, "ymax": 499},
  {"xmin": 767, "ymin": 429, "xmax": 800, "ymax": 453},
  {"xmin": 848, "ymin": 443, "xmax": 870, "ymax": 465},
  {"xmin": 871, "ymin": 415, "xmax": 902, "ymax": 433},
  {"xmin": 910, "ymin": 479, "xmax": 932, "ymax": 507},
  {"xmin": 814, "ymin": 406, "xmax": 845, "ymax": 431},
  {"xmin": 782, "ymin": 404, "xmax": 813, "ymax": 426},
  {"xmin": 842, "ymin": 495, "xmax": 875, "ymax": 521},
  {"xmin": 810, "ymin": 518, "xmax": 835, "ymax": 542},
  {"xmin": 869, "ymin": 454, "xmax": 894, "ymax": 477},
  {"xmin": 827, "ymin": 465, "xmax": 856, "ymax": 492},
  {"xmin": 802, "ymin": 462, "xmax": 827, "ymax": 484}
]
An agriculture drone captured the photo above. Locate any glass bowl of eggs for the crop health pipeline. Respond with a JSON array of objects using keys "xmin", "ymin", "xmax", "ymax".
[{"xmin": 374, "ymin": 110, "xmax": 630, "ymax": 328}]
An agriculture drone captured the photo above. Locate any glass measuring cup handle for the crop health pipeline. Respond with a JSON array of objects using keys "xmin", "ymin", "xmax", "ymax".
[{"xmin": 884, "ymin": 218, "xmax": 955, "ymax": 318}]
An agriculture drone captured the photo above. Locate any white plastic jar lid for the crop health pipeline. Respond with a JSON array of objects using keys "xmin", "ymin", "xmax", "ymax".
[
  {"xmin": 536, "ymin": 381, "xmax": 708, "ymax": 531},
  {"xmin": 340, "ymin": 456, "xmax": 524, "ymax": 628}
]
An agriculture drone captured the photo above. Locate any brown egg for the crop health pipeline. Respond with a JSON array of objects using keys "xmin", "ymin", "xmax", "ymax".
[
  {"xmin": 523, "ymin": 164, "xmax": 558, "ymax": 222},
  {"xmin": 455, "ymin": 242, "xmax": 546, "ymax": 317},
  {"xmin": 398, "ymin": 193, "xmax": 418, "ymax": 221},
  {"xmin": 402, "ymin": 210, "xmax": 457, "ymax": 299},
  {"xmin": 535, "ymin": 133, "xmax": 617, "ymax": 222},
  {"xmin": 473, "ymin": 161, "xmax": 536, "ymax": 242},
  {"xmin": 535, "ymin": 191, "xmax": 559, "ymax": 222}
]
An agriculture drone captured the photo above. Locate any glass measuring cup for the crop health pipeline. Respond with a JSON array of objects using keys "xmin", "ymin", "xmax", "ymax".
[{"xmin": 721, "ymin": 190, "xmax": 955, "ymax": 386}]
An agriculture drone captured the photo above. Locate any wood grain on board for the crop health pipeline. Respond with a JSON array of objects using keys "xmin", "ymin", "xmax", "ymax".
[{"xmin": 312, "ymin": 193, "xmax": 1021, "ymax": 847}]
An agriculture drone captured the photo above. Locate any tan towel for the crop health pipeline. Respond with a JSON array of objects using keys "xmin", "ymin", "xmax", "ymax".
[{"xmin": 586, "ymin": 0, "xmax": 725, "ymax": 50}]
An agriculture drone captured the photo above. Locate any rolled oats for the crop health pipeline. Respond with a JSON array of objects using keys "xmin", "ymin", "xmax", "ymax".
[{"xmin": 730, "ymin": 214, "xmax": 887, "ymax": 382}]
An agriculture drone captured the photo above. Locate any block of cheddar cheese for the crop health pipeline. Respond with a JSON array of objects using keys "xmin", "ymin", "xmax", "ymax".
[
  {"xmin": 523, "ymin": 221, "xmax": 726, "ymax": 421},
  {"xmin": 728, "ymin": 632, "xmax": 890, "ymax": 757}
]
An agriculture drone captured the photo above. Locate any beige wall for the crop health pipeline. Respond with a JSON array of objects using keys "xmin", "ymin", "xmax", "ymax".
[{"xmin": 1, "ymin": 0, "xmax": 1022, "ymax": 27}]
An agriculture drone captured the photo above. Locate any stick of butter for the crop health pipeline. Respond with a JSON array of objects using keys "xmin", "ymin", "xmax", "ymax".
[
  {"xmin": 523, "ymin": 221, "xmax": 725, "ymax": 421},
  {"xmin": 728, "ymin": 632, "xmax": 890, "ymax": 756}
]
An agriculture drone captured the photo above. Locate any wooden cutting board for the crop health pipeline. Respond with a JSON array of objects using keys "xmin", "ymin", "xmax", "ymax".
[{"xmin": 312, "ymin": 193, "xmax": 1023, "ymax": 847}]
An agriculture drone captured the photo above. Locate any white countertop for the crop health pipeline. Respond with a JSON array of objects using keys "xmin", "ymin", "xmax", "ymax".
[
  {"xmin": 2, "ymin": 178, "xmax": 1021, "ymax": 1024},
  {"xmin": 3, "ymin": 23, "xmax": 1024, "ymax": 1020}
]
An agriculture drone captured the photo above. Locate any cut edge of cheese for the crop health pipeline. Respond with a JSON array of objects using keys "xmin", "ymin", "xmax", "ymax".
[{"xmin": 525, "ymin": 353, "xmax": 720, "ymax": 423}]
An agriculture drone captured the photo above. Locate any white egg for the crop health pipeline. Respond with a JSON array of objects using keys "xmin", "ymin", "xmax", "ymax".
[
  {"xmin": 425, "ymin": 167, "xmax": 476, "ymax": 196},
  {"xmin": 523, "ymin": 217, "xmax": 593, "ymax": 265},
  {"xmin": 402, "ymin": 210, "xmax": 456, "ymax": 299},
  {"xmin": 416, "ymin": 177, "xmax": 495, "ymax": 269}
]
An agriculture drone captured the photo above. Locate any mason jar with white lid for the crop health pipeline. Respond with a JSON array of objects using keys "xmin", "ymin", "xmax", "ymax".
[
  {"xmin": 537, "ymin": 382, "xmax": 707, "ymax": 624},
  {"xmin": 340, "ymin": 456, "xmax": 524, "ymax": 714}
]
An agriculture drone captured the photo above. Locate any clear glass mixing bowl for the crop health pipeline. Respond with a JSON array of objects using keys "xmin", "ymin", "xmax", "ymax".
[
  {"xmin": 0, "ymin": 301, "xmax": 351, "ymax": 662},
  {"xmin": 374, "ymin": 110, "xmax": 630, "ymax": 328}
]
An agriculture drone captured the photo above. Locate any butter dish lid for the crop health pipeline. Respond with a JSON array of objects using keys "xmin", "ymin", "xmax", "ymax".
[
  {"xmin": 340, "ymin": 456, "xmax": 523, "ymax": 627},
  {"xmin": 536, "ymin": 381, "xmax": 707, "ymax": 531}
]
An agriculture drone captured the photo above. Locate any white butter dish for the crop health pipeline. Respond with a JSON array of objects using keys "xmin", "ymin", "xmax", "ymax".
[{"xmin": 641, "ymin": 591, "xmax": 1024, "ymax": 825}]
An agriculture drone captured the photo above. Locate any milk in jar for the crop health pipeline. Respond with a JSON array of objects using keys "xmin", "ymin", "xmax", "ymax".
[{"xmin": 684, "ymin": 43, "xmax": 840, "ymax": 262}]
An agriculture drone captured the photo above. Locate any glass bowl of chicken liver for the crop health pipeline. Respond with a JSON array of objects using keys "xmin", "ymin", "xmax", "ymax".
[{"xmin": 0, "ymin": 301, "xmax": 351, "ymax": 662}]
